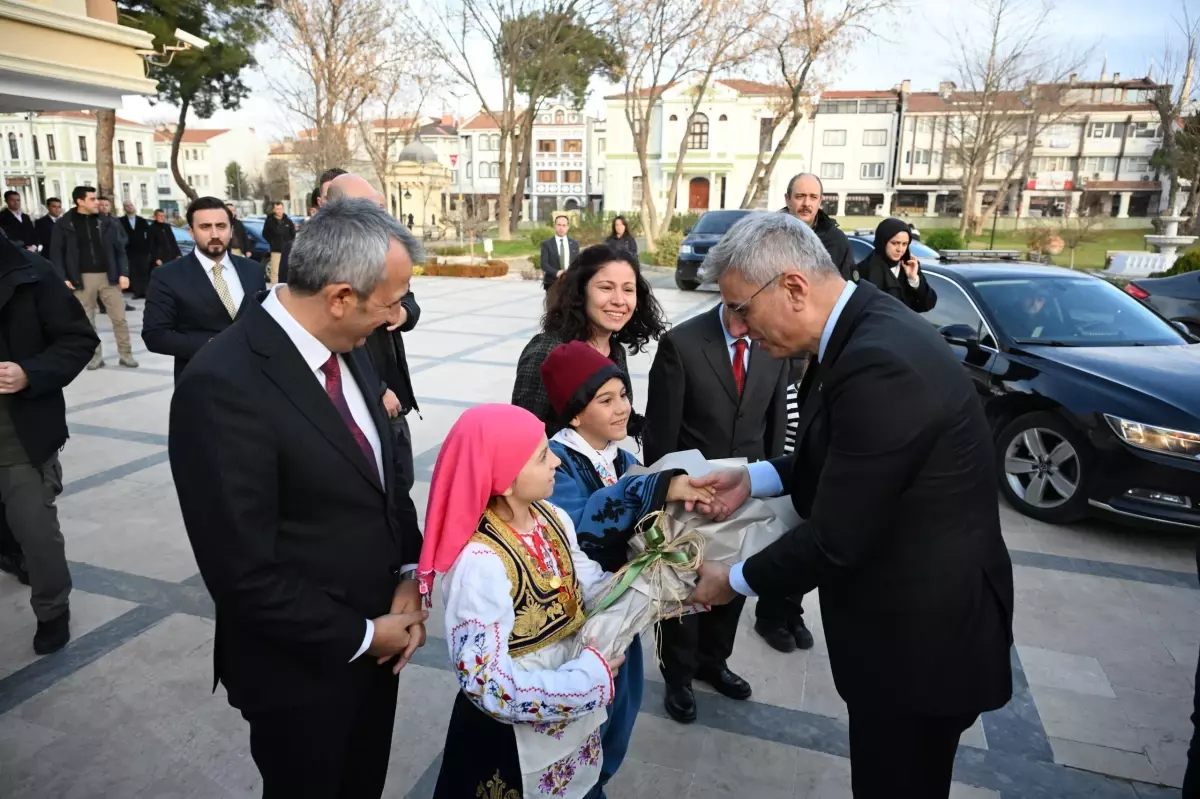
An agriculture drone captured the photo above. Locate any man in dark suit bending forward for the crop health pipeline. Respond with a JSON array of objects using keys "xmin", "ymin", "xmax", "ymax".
[
  {"xmin": 168, "ymin": 198, "xmax": 428, "ymax": 798},
  {"xmin": 688, "ymin": 212, "xmax": 1014, "ymax": 798}
]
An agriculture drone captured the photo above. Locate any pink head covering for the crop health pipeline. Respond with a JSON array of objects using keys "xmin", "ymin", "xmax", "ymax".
[{"xmin": 418, "ymin": 404, "xmax": 547, "ymax": 603}]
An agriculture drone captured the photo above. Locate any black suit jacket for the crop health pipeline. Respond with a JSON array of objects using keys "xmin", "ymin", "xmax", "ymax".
[
  {"xmin": 142, "ymin": 252, "xmax": 267, "ymax": 380},
  {"xmin": 0, "ymin": 209, "xmax": 36, "ymax": 248},
  {"xmin": 119, "ymin": 215, "xmax": 151, "ymax": 260},
  {"xmin": 34, "ymin": 215, "xmax": 58, "ymax": 253},
  {"xmin": 643, "ymin": 304, "xmax": 788, "ymax": 464},
  {"xmin": 856, "ymin": 252, "xmax": 938, "ymax": 313},
  {"xmin": 539, "ymin": 236, "xmax": 579, "ymax": 287},
  {"xmin": 743, "ymin": 280, "xmax": 1014, "ymax": 718},
  {"xmin": 168, "ymin": 299, "xmax": 422, "ymax": 713}
]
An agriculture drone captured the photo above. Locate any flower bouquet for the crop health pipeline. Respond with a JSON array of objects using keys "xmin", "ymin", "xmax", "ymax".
[{"xmin": 572, "ymin": 450, "xmax": 801, "ymax": 662}]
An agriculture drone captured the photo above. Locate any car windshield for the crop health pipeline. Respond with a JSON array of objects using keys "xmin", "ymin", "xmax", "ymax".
[
  {"xmin": 973, "ymin": 276, "xmax": 1188, "ymax": 347},
  {"xmin": 692, "ymin": 211, "xmax": 751, "ymax": 235}
]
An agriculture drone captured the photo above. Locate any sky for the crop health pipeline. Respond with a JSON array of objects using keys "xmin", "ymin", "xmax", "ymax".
[{"xmin": 117, "ymin": 0, "xmax": 1192, "ymax": 142}]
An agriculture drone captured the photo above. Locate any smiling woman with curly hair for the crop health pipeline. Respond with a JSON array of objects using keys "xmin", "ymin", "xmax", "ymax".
[{"xmin": 512, "ymin": 243, "xmax": 666, "ymax": 436}]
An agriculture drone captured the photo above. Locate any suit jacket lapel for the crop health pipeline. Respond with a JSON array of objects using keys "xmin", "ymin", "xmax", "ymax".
[
  {"xmin": 231, "ymin": 257, "xmax": 261, "ymax": 315},
  {"xmin": 739, "ymin": 342, "xmax": 774, "ymax": 411},
  {"xmin": 344, "ymin": 348, "xmax": 391, "ymax": 498},
  {"xmin": 699, "ymin": 307, "xmax": 739, "ymax": 403},
  {"xmin": 182, "ymin": 253, "xmax": 236, "ymax": 320},
  {"xmin": 249, "ymin": 305, "xmax": 385, "ymax": 493}
]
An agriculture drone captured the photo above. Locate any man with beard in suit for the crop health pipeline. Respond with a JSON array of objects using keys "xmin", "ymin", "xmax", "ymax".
[
  {"xmin": 688, "ymin": 212, "xmax": 1014, "ymax": 798},
  {"xmin": 169, "ymin": 198, "xmax": 427, "ymax": 797},
  {"xmin": 142, "ymin": 196, "xmax": 267, "ymax": 381}
]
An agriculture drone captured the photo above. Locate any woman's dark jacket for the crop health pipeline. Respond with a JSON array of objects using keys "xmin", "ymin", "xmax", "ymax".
[{"xmin": 855, "ymin": 218, "xmax": 937, "ymax": 313}]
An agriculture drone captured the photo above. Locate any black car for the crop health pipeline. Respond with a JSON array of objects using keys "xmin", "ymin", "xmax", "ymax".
[
  {"xmin": 920, "ymin": 262, "xmax": 1200, "ymax": 530},
  {"xmin": 847, "ymin": 234, "xmax": 942, "ymax": 266},
  {"xmin": 1125, "ymin": 271, "xmax": 1200, "ymax": 336},
  {"xmin": 674, "ymin": 209, "xmax": 753, "ymax": 290}
]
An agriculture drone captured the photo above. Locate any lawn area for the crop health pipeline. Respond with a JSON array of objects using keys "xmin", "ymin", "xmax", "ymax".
[
  {"xmin": 958, "ymin": 227, "xmax": 1155, "ymax": 270},
  {"xmin": 430, "ymin": 237, "xmax": 537, "ymax": 258}
]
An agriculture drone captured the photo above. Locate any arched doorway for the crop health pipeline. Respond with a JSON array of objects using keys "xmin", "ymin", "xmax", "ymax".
[
  {"xmin": 688, "ymin": 177, "xmax": 710, "ymax": 213},
  {"xmin": 564, "ymin": 198, "xmax": 579, "ymax": 210}
]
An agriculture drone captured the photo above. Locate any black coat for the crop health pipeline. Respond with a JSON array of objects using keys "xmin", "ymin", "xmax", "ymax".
[
  {"xmin": 34, "ymin": 215, "xmax": 58, "ymax": 253},
  {"xmin": 0, "ymin": 239, "xmax": 99, "ymax": 468},
  {"xmin": 605, "ymin": 234, "xmax": 639, "ymax": 266},
  {"xmin": 539, "ymin": 236, "xmax": 579, "ymax": 287},
  {"xmin": 361, "ymin": 290, "xmax": 420, "ymax": 413},
  {"xmin": 0, "ymin": 209, "xmax": 36, "ymax": 249},
  {"xmin": 142, "ymin": 252, "xmax": 267, "ymax": 381},
  {"xmin": 120, "ymin": 215, "xmax": 151, "ymax": 260},
  {"xmin": 643, "ymin": 304, "xmax": 788, "ymax": 464},
  {"xmin": 742, "ymin": 281, "xmax": 1014, "ymax": 718},
  {"xmin": 229, "ymin": 218, "xmax": 249, "ymax": 254},
  {"xmin": 48, "ymin": 209, "xmax": 129, "ymax": 286},
  {"xmin": 856, "ymin": 252, "xmax": 938, "ymax": 313},
  {"xmin": 168, "ymin": 299, "xmax": 423, "ymax": 713},
  {"xmin": 263, "ymin": 215, "xmax": 296, "ymax": 253},
  {"xmin": 148, "ymin": 221, "xmax": 181, "ymax": 265}
]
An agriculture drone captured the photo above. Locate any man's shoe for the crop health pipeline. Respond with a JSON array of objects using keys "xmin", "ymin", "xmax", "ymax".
[
  {"xmin": 663, "ymin": 682, "xmax": 697, "ymax": 724},
  {"xmin": 33, "ymin": 610, "xmax": 70, "ymax": 655},
  {"xmin": 125, "ymin": 302, "xmax": 135, "ymax": 311},
  {"xmin": 791, "ymin": 617, "xmax": 815, "ymax": 650},
  {"xmin": 697, "ymin": 667, "xmax": 752, "ymax": 701},
  {"xmin": 0, "ymin": 553, "xmax": 29, "ymax": 585},
  {"xmin": 86, "ymin": 357, "xmax": 105, "ymax": 370},
  {"xmin": 754, "ymin": 619, "xmax": 797, "ymax": 653},
  {"xmin": 118, "ymin": 356, "xmax": 139, "ymax": 368}
]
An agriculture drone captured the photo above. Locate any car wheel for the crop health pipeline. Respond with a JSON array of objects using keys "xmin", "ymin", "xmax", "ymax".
[
  {"xmin": 674, "ymin": 272, "xmax": 699, "ymax": 291},
  {"xmin": 995, "ymin": 411, "xmax": 1091, "ymax": 524}
]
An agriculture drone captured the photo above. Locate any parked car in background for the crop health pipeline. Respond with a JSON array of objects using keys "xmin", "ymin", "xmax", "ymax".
[
  {"xmin": 237, "ymin": 218, "xmax": 275, "ymax": 262},
  {"xmin": 1125, "ymin": 271, "xmax": 1200, "ymax": 336},
  {"xmin": 172, "ymin": 225, "xmax": 194, "ymax": 257},
  {"xmin": 674, "ymin": 209, "xmax": 754, "ymax": 290},
  {"xmin": 919, "ymin": 261, "xmax": 1200, "ymax": 531}
]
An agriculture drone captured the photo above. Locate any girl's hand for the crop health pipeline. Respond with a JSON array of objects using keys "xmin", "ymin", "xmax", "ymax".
[{"xmin": 667, "ymin": 474, "xmax": 716, "ymax": 509}]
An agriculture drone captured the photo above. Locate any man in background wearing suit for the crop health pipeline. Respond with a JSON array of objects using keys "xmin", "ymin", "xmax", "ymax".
[
  {"xmin": 120, "ymin": 201, "xmax": 152, "ymax": 298},
  {"xmin": 0, "ymin": 191, "xmax": 36, "ymax": 249},
  {"xmin": 539, "ymin": 214, "xmax": 578, "ymax": 290},
  {"xmin": 34, "ymin": 198, "xmax": 63, "ymax": 254},
  {"xmin": 643, "ymin": 298, "xmax": 788, "ymax": 724},
  {"xmin": 142, "ymin": 196, "xmax": 267, "ymax": 381},
  {"xmin": 148, "ymin": 209, "xmax": 181, "ymax": 268},
  {"xmin": 688, "ymin": 212, "xmax": 1014, "ymax": 798},
  {"xmin": 169, "ymin": 198, "xmax": 427, "ymax": 798}
]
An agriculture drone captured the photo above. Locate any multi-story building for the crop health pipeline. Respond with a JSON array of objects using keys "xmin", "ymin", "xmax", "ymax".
[
  {"xmin": 894, "ymin": 74, "xmax": 1166, "ymax": 219},
  {"xmin": 805, "ymin": 89, "xmax": 903, "ymax": 217},
  {"xmin": 454, "ymin": 101, "xmax": 595, "ymax": 222},
  {"xmin": 587, "ymin": 117, "xmax": 606, "ymax": 211},
  {"xmin": 0, "ymin": 110, "xmax": 157, "ymax": 213},
  {"xmin": 154, "ymin": 126, "xmax": 271, "ymax": 215}
]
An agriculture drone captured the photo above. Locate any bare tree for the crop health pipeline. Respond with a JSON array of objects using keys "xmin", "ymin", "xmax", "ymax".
[
  {"xmin": 96, "ymin": 110, "xmax": 116, "ymax": 204},
  {"xmin": 739, "ymin": 0, "xmax": 894, "ymax": 210},
  {"xmin": 1150, "ymin": 1, "xmax": 1199, "ymax": 216},
  {"xmin": 607, "ymin": 0, "xmax": 710, "ymax": 249},
  {"xmin": 262, "ymin": 159, "xmax": 292, "ymax": 205},
  {"xmin": 270, "ymin": 0, "xmax": 397, "ymax": 182},
  {"xmin": 943, "ymin": 0, "xmax": 1091, "ymax": 236}
]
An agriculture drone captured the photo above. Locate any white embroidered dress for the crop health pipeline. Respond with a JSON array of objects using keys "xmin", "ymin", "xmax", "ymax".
[{"xmin": 442, "ymin": 501, "xmax": 614, "ymax": 798}]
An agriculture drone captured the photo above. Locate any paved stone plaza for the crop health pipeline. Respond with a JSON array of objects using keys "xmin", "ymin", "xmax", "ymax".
[{"xmin": 0, "ymin": 273, "xmax": 1195, "ymax": 798}]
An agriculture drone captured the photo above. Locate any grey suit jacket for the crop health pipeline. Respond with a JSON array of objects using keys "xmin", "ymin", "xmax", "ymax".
[{"xmin": 643, "ymin": 303, "xmax": 788, "ymax": 464}]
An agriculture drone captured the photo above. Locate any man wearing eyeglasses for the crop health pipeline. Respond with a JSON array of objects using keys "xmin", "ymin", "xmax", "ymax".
[{"xmin": 642, "ymin": 279, "xmax": 789, "ymax": 725}]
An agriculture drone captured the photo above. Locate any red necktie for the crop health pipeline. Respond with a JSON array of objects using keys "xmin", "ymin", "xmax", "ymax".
[
  {"xmin": 732, "ymin": 339, "xmax": 747, "ymax": 396},
  {"xmin": 319, "ymin": 354, "xmax": 377, "ymax": 472}
]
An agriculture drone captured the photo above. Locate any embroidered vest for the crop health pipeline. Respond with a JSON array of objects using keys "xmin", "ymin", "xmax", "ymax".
[{"xmin": 470, "ymin": 502, "xmax": 586, "ymax": 658}]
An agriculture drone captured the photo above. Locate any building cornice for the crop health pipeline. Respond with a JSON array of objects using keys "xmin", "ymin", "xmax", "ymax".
[
  {"xmin": 0, "ymin": 0, "xmax": 155, "ymax": 48},
  {"xmin": 0, "ymin": 52, "xmax": 157, "ymax": 95}
]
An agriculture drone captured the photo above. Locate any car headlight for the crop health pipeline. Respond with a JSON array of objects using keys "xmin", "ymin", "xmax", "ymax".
[
  {"xmin": 1104, "ymin": 414, "xmax": 1200, "ymax": 459},
  {"xmin": 678, "ymin": 244, "xmax": 693, "ymax": 255}
]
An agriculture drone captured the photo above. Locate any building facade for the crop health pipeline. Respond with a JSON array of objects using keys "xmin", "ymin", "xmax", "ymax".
[
  {"xmin": 0, "ymin": 110, "xmax": 156, "ymax": 213},
  {"xmin": 805, "ymin": 89, "xmax": 903, "ymax": 217},
  {"xmin": 154, "ymin": 126, "xmax": 270, "ymax": 215}
]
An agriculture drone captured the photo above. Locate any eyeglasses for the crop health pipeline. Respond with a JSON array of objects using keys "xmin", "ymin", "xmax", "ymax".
[{"xmin": 729, "ymin": 273, "xmax": 783, "ymax": 322}]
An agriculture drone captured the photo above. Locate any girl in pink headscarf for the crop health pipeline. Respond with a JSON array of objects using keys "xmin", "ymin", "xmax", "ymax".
[{"xmin": 420, "ymin": 404, "xmax": 623, "ymax": 799}]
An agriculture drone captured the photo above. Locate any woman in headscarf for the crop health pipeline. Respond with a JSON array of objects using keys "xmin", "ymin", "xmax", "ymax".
[
  {"xmin": 855, "ymin": 218, "xmax": 938, "ymax": 312},
  {"xmin": 421, "ymin": 404, "xmax": 622, "ymax": 799}
]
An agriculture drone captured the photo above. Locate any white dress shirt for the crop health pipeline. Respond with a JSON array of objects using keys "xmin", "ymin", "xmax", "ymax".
[
  {"xmin": 262, "ymin": 286, "xmax": 400, "ymax": 661},
  {"xmin": 716, "ymin": 303, "xmax": 751, "ymax": 369},
  {"xmin": 729, "ymin": 281, "xmax": 858, "ymax": 598},
  {"xmin": 193, "ymin": 249, "xmax": 246, "ymax": 311}
]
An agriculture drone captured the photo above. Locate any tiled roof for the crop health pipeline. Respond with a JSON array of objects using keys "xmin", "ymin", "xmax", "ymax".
[
  {"xmin": 153, "ymin": 128, "xmax": 230, "ymax": 143},
  {"xmin": 717, "ymin": 79, "xmax": 787, "ymax": 96},
  {"xmin": 37, "ymin": 110, "xmax": 148, "ymax": 128}
]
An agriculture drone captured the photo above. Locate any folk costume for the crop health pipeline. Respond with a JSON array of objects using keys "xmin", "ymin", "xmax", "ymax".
[
  {"xmin": 421, "ymin": 404, "xmax": 617, "ymax": 799},
  {"xmin": 542, "ymin": 341, "xmax": 683, "ymax": 798}
]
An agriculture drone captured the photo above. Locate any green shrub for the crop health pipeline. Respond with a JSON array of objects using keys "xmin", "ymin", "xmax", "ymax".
[
  {"xmin": 621, "ymin": 212, "xmax": 643, "ymax": 238},
  {"xmin": 434, "ymin": 245, "xmax": 468, "ymax": 256},
  {"xmin": 573, "ymin": 210, "xmax": 611, "ymax": 247},
  {"xmin": 669, "ymin": 212, "xmax": 701, "ymax": 234},
  {"xmin": 528, "ymin": 226, "xmax": 555, "ymax": 248},
  {"xmin": 653, "ymin": 231, "xmax": 684, "ymax": 269},
  {"xmin": 922, "ymin": 229, "xmax": 964, "ymax": 252},
  {"xmin": 1151, "ymin": 249, "xmax": 1200, "ymax": 277},
  {"xmin": 530, "ymin": 252, "xmax": 541, "ymax": 271}
]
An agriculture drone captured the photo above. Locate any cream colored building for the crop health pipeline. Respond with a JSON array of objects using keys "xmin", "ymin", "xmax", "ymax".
[
  {"xmin": 154, "ymin": 126, "xmax": 270, "ymax": 214},
  {"xmin": 0, "ymin": 110, "xmax": 156, "ymax": 212}
]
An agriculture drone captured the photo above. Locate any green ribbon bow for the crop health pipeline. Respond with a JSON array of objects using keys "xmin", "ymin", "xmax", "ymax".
[{"xmin": 587, "ymin": 514, "xmax": 695, "ymax": 617}]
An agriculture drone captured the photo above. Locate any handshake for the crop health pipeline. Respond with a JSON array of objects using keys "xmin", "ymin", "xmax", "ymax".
[{"xmin": 367, "ymin": 579, "xmax": 429, "ymax": 674}]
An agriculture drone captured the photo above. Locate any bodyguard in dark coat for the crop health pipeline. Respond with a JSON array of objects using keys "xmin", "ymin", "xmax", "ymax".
[
  {"xmin": 148, "ymin": 209, "xmax": 182, "ymax": 267},
  {"xmin": 119, "ymin": 201, "xmax": 153, "ymax": 298},
  {"xmin": 34, "ymin": 199, "xmax": 63, "ymax": 254},
  {"xmin": 856, "ymin": 217, "xmax": 937, "ymax": 313},
  {"xmin": 0, "ymin": 233, "xmax": 99, "ymax": 654},
  {"xmin": 539, "ymin": 214, "xmax": 579, "ymax": 289},
  {"xmin": 689, "ymin": 213, "xmax": 1014, "ymax": 798},
  {"xmin": 0, "ymin": 192, "xmax": 36, "ymax": 249},
  {"xmin": 780, "ymin": 173, "xmax": 856, "ymax": 280}
]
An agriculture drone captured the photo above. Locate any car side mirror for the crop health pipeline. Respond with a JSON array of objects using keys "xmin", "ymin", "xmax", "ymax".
[
  {"xmin": 1172, "ymin": 320, "xmax": 1190, "ymax": 335},
  {"xmin": 938, "ymin": 323, "xmax": 980, "ymax": 347}
]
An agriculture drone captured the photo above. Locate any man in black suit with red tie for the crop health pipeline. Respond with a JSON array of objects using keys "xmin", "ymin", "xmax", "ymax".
[
  {"xmin": 688, "ymin": 212, "xmax": 1014, "ymax": 798},
  {"xmin": 142, "ymin": 196, "xmax": 266, "ymax": 381},
  {"xmin": 643, "ymin": 298, "xmax": 789, "ymax": 724},
  {"xmin": 168, "ymin": 198, "xmax": 428, "ymax": 798}
]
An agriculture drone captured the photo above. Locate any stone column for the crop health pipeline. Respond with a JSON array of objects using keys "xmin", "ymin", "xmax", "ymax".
[
  {"xmin": 710, "ymin": 171, "xmax": 717, "ymax": 210},
  {"xmin": 1117, "ymin": 191, "xmax": 1131, "ymax": 219},
  {"xmin": 1020, "ymin": 192, "xmax": 1033, "ymax": 218},
  {"xmin": 925, "ymin": 192, "xmax": 937, "ymax": 216},
  {"xmin": 883, "ymin": 191, "xmax": 894, "ymax": 216},
  {"xmin": 1068, "ymin": 190, "xmax": 1083, "ymax": 217},
  {"xmin": 836, "ymin": 193, "xmax": 847, "ymax": 217}
]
